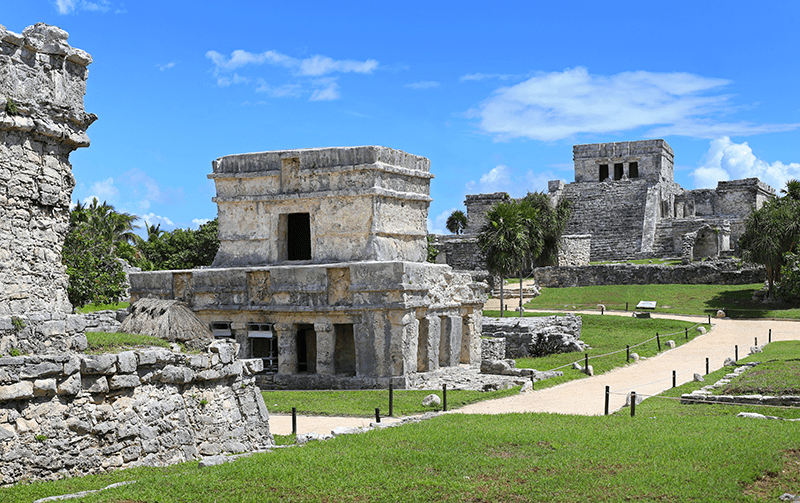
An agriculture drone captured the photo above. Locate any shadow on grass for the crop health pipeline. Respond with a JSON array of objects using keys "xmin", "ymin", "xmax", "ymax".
[{"xmin": 704, "ymin": 287, "xmax": 800, "ymax": 319}]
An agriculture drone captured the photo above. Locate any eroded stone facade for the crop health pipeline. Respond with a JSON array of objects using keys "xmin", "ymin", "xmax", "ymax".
[
  {"xmin": 0, "ymin": 23, "xmax": 96, "ymax": 354},
  {"xmin": 130, "ymin": 147, "xmax": 486, "ymax": 389}
]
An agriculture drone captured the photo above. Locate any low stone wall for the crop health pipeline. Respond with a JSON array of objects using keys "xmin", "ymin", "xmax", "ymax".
[
  {"xmin": 0, "ymin": 313, "xmax": 88, "ymax": 356},
  {"xmin": 534, "ymin": 260, "xmax": 765, "ymax": 288},
  {"xmin": 481, "ymin": 337, "xmax": 506, "ymax": 361},
  {"xmin": 81, "ymin": 308, "xmax": 128, "ymax": 333},
  {"xmin": 0, "ymin": 341, "xmax": 272, "ymax": 485},
  {"xmin": 481, "ymin": 314, "xmax": 584, "ymax": 358}
]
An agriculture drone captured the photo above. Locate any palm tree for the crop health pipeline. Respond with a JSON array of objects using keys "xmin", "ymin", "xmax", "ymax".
[
  {"xmin": 478, "ymin": 200, "xmax": 535, "ymax": 317},
  {"xmin": 446, "ymin": 210, "xmax": 468, "ymax": 235}
]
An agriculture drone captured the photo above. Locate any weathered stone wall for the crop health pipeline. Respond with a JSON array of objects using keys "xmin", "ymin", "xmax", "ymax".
[
  {"xmin": 80, "ymin": 308, "xmax": 128, "ymax": 333},
  {"xmin": 481, "ymin": 314, "xmax": 583, "ymax": 358},
  {"xmin": 534, "ymin": 260, "xmax": 766, "ymax": 288},
  {"xmin": 0, "ymin": 312, "xmax": 87, "ymax": 356},
  {"xmin": 210, "ymin": 146, "xmax": 432, "ymax": 267},
  {"xmin": 0, "ymin": 340, "xmax": 272, "ymax": 485},
  {"xmin": 480, "ymin": 337, "xmax": 506, "ymax": 361},
  {"xmin": 430, "ymin": 235, "xmax": 484, "ymax": 270},
  {"xmin": 464, "ymin": 192, "xmax": 509, "ymax": 235},
  {"xmin": 573, "ymin": 139, "xmax": 674, "ymax": 184},
  {"xmin": 558, "ymin": 235, "xmax": 591, "ymax": 266},
  {"xmin": 0, "ymin": 24, "xmax": 95, "ymax": 320}
]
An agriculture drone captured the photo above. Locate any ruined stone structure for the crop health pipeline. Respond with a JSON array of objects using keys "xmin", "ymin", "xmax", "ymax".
[
  {"xmin": 0, "ymin": 341, "xmax": 271, "ymax": 485},
  {"xmin": 435, "ymin": 139, "xmax": 774, "ymax": 269},
  {"xmin": 0, "ymin": 23, "xmax": 95, "ymax": 354},
  {"xmin": 130, "ymin": 147, "xmax": 486, "ymax": 389}
]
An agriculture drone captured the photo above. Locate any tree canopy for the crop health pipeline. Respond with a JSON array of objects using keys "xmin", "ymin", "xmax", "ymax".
[{"xmin": 446, "ymin": 210, "xmax": 468, "ymax": 235}]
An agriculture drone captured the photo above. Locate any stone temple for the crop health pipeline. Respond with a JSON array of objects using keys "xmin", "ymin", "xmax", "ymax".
[
  {"xmin": 435, "ymin": 139, "xmax": 774, "ymax": 268},
  {"xmin": 129, "ymin": 147, "xmax": 486, "ymax": 389}
]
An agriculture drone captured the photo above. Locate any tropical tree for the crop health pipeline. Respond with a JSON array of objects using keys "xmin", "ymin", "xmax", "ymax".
[
  {"xmin": 521, "ymin": 192, "xmax": 572, "ymax": 267},
  {"xmin": 478, "ymin": 199, "xmax": 536, "ymax": 317},
  {"xmin": 446, "ymin": 210, "xmax": 468, "ymax": 235},
  {"xmin": 739, "ymin": 179, "xmax": 800, "ymax": 299},
  {"xmin": 134, "ymin": 219, "xmax": 219, "ymax": 271}
]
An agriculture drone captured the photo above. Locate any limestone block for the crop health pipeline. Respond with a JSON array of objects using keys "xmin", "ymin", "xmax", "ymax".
[
  {"xmin": 0, "ymin": 381, "xmax": 34, "ymax": 401},
  {"xmin": 196, "ymin": 369, "xmax": 221, "ymax": 381},
  {"xmin": 116, "ymin": 351, "xmax": 137, "ymax": 373},
  {"xmin": 63, "ymin": 355, "xmax": 81, "ymax": 375},
  {"xmin": 20, "ymin": 361, "xmax": 62, "ymax": 379},
  {"xmin": 57, "ymin": 373, "xmax": 81, "ymax": 395},
  {"xmin": 422, "ymin": 394, "xmax": 441, "ymax": 407},
  {"xmin": 160, "ymin": 365, "xmax": 195, "ymax": 384},
  {"xmin": 82, "ymin": 375, "xmax": 109, "ymax": 393},
  {"xmin": 81, "ymin": 354, "xmax": 116, "ymax": 374},
  {"xmin": 109, "ymin": 374, "xmax": 140, "ymax": 389},
  {"xmin": 666, "ymin": 340, "xmax": 676, "ymax": 349},
  {"xmin": 33, "ymin": 378, "xmax": 56, "ymax": 396}
]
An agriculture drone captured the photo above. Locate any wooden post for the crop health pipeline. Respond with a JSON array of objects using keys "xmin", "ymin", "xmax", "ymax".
[
  {"xmin": 389, "ymin": 382, "xmax": 394, "ymax": 417},
  {"xmin": 626, "ymin": 345, "xmax": 630, "ymax": 363},
  {"xmin": 656, "ymin": 333, "xmax": 661, "ymax": 352},
  {"xmin": 443, "ymin": 384, "xmax": 447, "ymax": 412},
  {"xmin": 375, "ymin": 408, "xmax": 380, "ymax": 423},
  {"xmin": 630, "ymin": 392, "xmax": 636, "ymax": 417},
  {"xmin": 706, "ymin": 357, "xmax": 709, "ymax": 375},
  {"xmin": 604, "ymin": 386, "xmax": 610, "ymax": 416},
  {"xmin": 672, "ymin": 370, "xmax": 676, "ymax": 388},
  {"xmin": 291, "ymin": 407, "xmax": 297, "ymax": 435}
]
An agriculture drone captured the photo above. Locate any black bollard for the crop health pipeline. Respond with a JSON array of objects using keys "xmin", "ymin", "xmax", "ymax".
[
  {"xmin": 389, "ymin": 382, "xmax": 394, "ymax": 417},
  {"xmin": 735, "ymin": 345, "xmax": 738, "ymax": 362},
  {"xmin": 769, "ymin": 329, "xmax": 772, "ymax": 343},
  {"xmin": 656, "ymin": 333, "xmax": 661, "ymax": 352},
  {"xmin": 442, "ymin": 384, "xmax": 447, "ymax": 412},
  {"xmin": 630, "ymin": 392, "xmax": 636, "ymax": 417},
  {"xmin": 584, "ymin": 353, "xmax": 589, "ymax": 374},
  {"xmin": 601, "ymin": 306, "xmax": 604, "ymax": 315},
  {"xmin": 755, "ymin": 337, "xmax": 757, "ymax": 347},
  {"xmin": 706, "ymin": 357, "xmax": 709, "ymax": 375},
  {"xmin": 685, "ymin": 327, "xmax": 688, "ymax": 340},
  {"xmin": 604, "ymin": 386, "xmax": 610, "ymax": 416},
  {"xmin": 375, "ymin": 408, "xmax": 380, "ymax": 423},
  {"xmin": 531, "ymin": 373, "xmax": 535, "ymax": 390},
  {"xmin": 672, "ymin": 370, "xmax": 676, "ymax": 388},
  {"xmin": 291, "ymin": 407, "xmax": 297, "ymax": 435},
  {"xmin": 626, "ymin": 302, "xmax": 628, "ymax": 311},
  {"xmin": 708, "ymin": 314, "xmax": 711, "ymax": 325},
  {"xmin": 626, "ymin": 344, "xmax": 630, "ymax": 363}
]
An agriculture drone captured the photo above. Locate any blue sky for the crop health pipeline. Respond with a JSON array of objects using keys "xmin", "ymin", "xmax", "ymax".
[{"xmin": 6, "ymin": 1, "xmax": 800, "ymax": 234}]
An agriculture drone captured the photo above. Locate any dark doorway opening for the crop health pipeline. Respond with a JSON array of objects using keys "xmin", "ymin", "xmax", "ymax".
[
  {"xmin": 334, "ymin": 324, "xmax": 356, "ymax": 376},
  {"xmin": 629, "ymin": 162, "xmax": 639, "ymax": 178},
  {"xmin": 599, "ymin": 164, "xmax": 609, "ymax": 181},
  {"xmin": 296, "ymin": 324, "xmax": 316, "ymax": 373},
  {"xmin": 287, "ymin": 213, "xmax": 311, "ymax": 260},
  {"xmin": 614, "ymin": 163, "xmax": 624, "ymax": 180}
]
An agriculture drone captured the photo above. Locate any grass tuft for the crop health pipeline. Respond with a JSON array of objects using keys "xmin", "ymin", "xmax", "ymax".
[{"xmin": 85, "ymin": 331, "xmax": 170, "ymax": 353}]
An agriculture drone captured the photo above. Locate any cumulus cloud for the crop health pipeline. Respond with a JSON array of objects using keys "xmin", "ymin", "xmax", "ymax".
[
  {"xmin": 55, "ymin": 0, "xmax": 111, "ymax": 14},
  {"xmin": 192, "ymin": 218, "xmax": 211, "ymax": 228},
  {"xmin": 88, "ymin": 177, "xmax": 118, "ymax": 202},
  {"xmin": 405, "ymin": 81, "xmax": 440, "ymax": 90},
  {"xmin": 255, "ymin": 79, "xmax": 302, "ymax": 98},
  {"xmin": 157, "ymin": 62, "xmax": 176, "ymax": 71},
  {"xmin": 310, "ymin": 81, "xmax": 340, "ymax": 101},
  {"xmin": 471, "ymin": 67, "xmax": 800, "ymax": 142},
  {"xmin": 692, "ymin": 137, "xmax": 800, "ymax": 190},
  {"xmin": 141, "ymin": 213, "xmax": 175, "ymax": 228},
  {"xmin": 460, "ymin": 73, "xmax": 516, "ymax": 82},
  {"xmin": 427, "ymin": 207, "xmax": 457, "ymax": 234}
]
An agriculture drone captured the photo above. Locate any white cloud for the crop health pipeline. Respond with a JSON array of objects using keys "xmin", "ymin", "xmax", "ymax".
[
  {"xmin": 692, "ymin": 137, "xmax": 800, "ymax": 190},
  {"xmin": 256, "ymin": 79, "xmax": 302, "ymax": 98},
  {"xmin": 471, "ymin": 67, "xmax": 800, "ymax": 142},
  {"xmin": 89, "ymin": 177, "xmax": 118, "ymax": 202},
  {"xmin": 55, "ymin": 0, "xmax": 111, "ymax": 14},
  {"xmin": 206, "ymin": 49, "xmax": 377, "ymax": 77},
  {"xmin": 523, "ymin": 170, "xmax": 560, "ymax": 193},
  {"xmin": 309, "ymin": 81, "xmax": 340, "ymax": 101},
  {"xmin": 216, "ymin": 73, "xmax": 250, "ymax": 87},
  {"xmin": 427, "ymin": 207, "xmax": 457, "ymax": 234},
  {"xmin": 192, "ymin": 218, "xmax": 211, "ymax": 228},
  {"xmin": 405, "ymin": 81, "xmax": 440, "ymax": 90},
  {"xmin": 460, "ymin": 73, "xmax": 515, "ymax": 82},
  {"xmin": 141, "ymin": 213, "xmax": 175, "ymax": 228},
  {"xmin": 157, "ymin": 62, "xmax": 176, "ymax": 71}
]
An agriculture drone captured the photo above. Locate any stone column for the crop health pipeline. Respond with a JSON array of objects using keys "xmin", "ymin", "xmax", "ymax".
[
  {"xmin": 315, "ymin": 323, "xmax": 335, "ymax": 375},
  {"xmin": 438, "ymin": 315, "xmax": 463, "ymax": 367},
  {"xmin": 460, "ymin": 308, "xmax": 482, "ymax": 366},
  {"xmin": 274, "ymin": 323, "xmax": 296, "ymax": 375},
  {"xmin": 417, "ymin": 315, "xmax": 440, "ymax": 372}
]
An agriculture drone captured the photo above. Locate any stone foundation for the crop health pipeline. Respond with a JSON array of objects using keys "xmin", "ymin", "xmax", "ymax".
[
  {"xmin": 0, "ymin": 313, "xmax": 88, "ymax": 356},
  {"xmin": 0, "ymin": 341, "xmax": 272, "ymax": 485},
  {"xmin": 481, "ymin": 314, "xmax": 584, "ymax": 358}
]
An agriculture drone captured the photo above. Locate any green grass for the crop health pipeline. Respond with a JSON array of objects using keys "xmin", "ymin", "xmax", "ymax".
[
  {"xmin": 262, "ymin": 387, "xmax": 521, "ymax": 417},
  {"xmin": 85, "ymin": 331, "xmax": 170, "ymax": 353},
  {"xmin": 517, "ymin": 282, "xmax": 800, "ymax": 319},
  {"xmin": 75, "ymin": 301, "xmax": 129, "ymax": 314},
  {"xmin": 714, "ymin": 340, "xmax": 800, "ymax": 396}
]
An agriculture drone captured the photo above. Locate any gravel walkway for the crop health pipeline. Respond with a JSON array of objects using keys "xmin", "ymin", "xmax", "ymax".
[{"xmin": 267, "ymin": 311, "xmax": 800, "ymax": 435}]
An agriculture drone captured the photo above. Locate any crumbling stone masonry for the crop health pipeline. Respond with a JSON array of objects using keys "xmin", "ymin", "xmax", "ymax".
[
  {"xmin": 0, "ymin": 341, "xmax": 271, "ymax": 485},
  {"xmin": 130, "ymin": 147, "xmax": 487, "ymax": 390},
  {"xmin": 0, "ymin": 23, "xmax": 95, "ymax": 353}
]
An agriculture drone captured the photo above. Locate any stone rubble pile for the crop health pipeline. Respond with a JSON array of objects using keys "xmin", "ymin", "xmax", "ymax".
[
  {"xmin": 0, "ymin": 340, "xmax": 272, "ymax": 484},
  {"xmin": 481, "ymin": 314, "xmax": 585, "ymax": 357}
]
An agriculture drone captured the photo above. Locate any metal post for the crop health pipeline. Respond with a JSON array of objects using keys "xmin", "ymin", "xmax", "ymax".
[
  {"xmin": 685, "ymin": 327, "xmax": 688, "ymax": 340},
  {"xmin": 656, "ymin": 333, "xmax": 661, "ymax": 352},
  {"xmin": 672, "ymin": 370, "xmax": 676, "ymax": 388},
  {"xmin": 389, "ymin": 382, "xmax": 394, "ymax": 417},
  {"xmin": 630, "ymin": 392, "xmax": 636, "ymax": 417},
  {"xmin": 375, "ymin": 408, "xmax": 380, "ymax": 423},
  {"xmin": 769, "ymin": 329, "xmax": 772, "ymax": 343},
  {"xmin": 735, "ymin": 345, "xmax": 738, "ymax": 362},
  {"xmin": 706, "ymin": 357, "xmax": 709, "ymax": 375},
  {"xmin": 626, "ymin": 345, "xmax": 630, "ymax": 363},
  {"xmin": 601, "ymin": 306, "xmax": 604, "ymax": 315},
  {"xmin": 604, "ymin": 386, "xmax": 610, "ymax": 416},
  {"xmin": 584, "ymin": 353, "xmax": 589, "ymax": 374},
  {"xmin": 755, "ymin": 337, "xmax": 757, "ymax": 347},
  {"xmin": 708, "ymin": 314, "xmax": 711, "ymax": 325},
  {"xmin": 625, "ymin": 302, "xmax": 628, "ymax": 311},
  {"xmin": 442, "ymin": 384, "xmax": 447, "ymax": 412},
  {"xmin": 291, "ymin": 407, "xmax": 297, "ymax": 435},
  {"xmin": 531, "ymin": 374, "xmax": 535, "ymax": 390}
]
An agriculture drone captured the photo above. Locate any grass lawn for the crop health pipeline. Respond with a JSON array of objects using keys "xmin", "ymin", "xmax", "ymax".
[
  {"xmin": 517, "ymin": 282, "xmax": 800, "ymax": 319},
  {"xmin": 74, "ymin": 301, "xmax": 129, "ymax": 313},
  {"xmin": 84, "ymin": 331, "xmax": 170, "ymax": 353}
]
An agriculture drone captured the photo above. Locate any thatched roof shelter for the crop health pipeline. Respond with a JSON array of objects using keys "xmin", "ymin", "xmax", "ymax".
[{"xmin": 119, "ymin": 298, "xmax": 213, "ymax": 349}]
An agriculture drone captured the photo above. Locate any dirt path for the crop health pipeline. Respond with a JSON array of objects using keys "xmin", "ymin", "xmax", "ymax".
[{"xmin": 268, "ymin": 311, "xmax": 800, "ymax": 434}]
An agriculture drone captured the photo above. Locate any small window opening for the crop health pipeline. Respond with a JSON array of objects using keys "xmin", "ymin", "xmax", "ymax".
[
  {"xmin": 287, "ymin": 213, "xmax": 311, "ymax": 261},
  {"xmin": 211, "ymin": 322, "xmax": 232, "ymax": 339},
  {"xmin": 599, "ymin": 164, "xmax": 609, "ymax": 181},
  {"xmin": 629, "ymin": 162, "xmax": 639, "ymax": 178},
  {"xmin": 248, "ymin": 323, "xmax": 277, "ymax": 373},
  {"xmin": 614, "ymin": 163, "xmax": 624, "ymax": 180}
]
